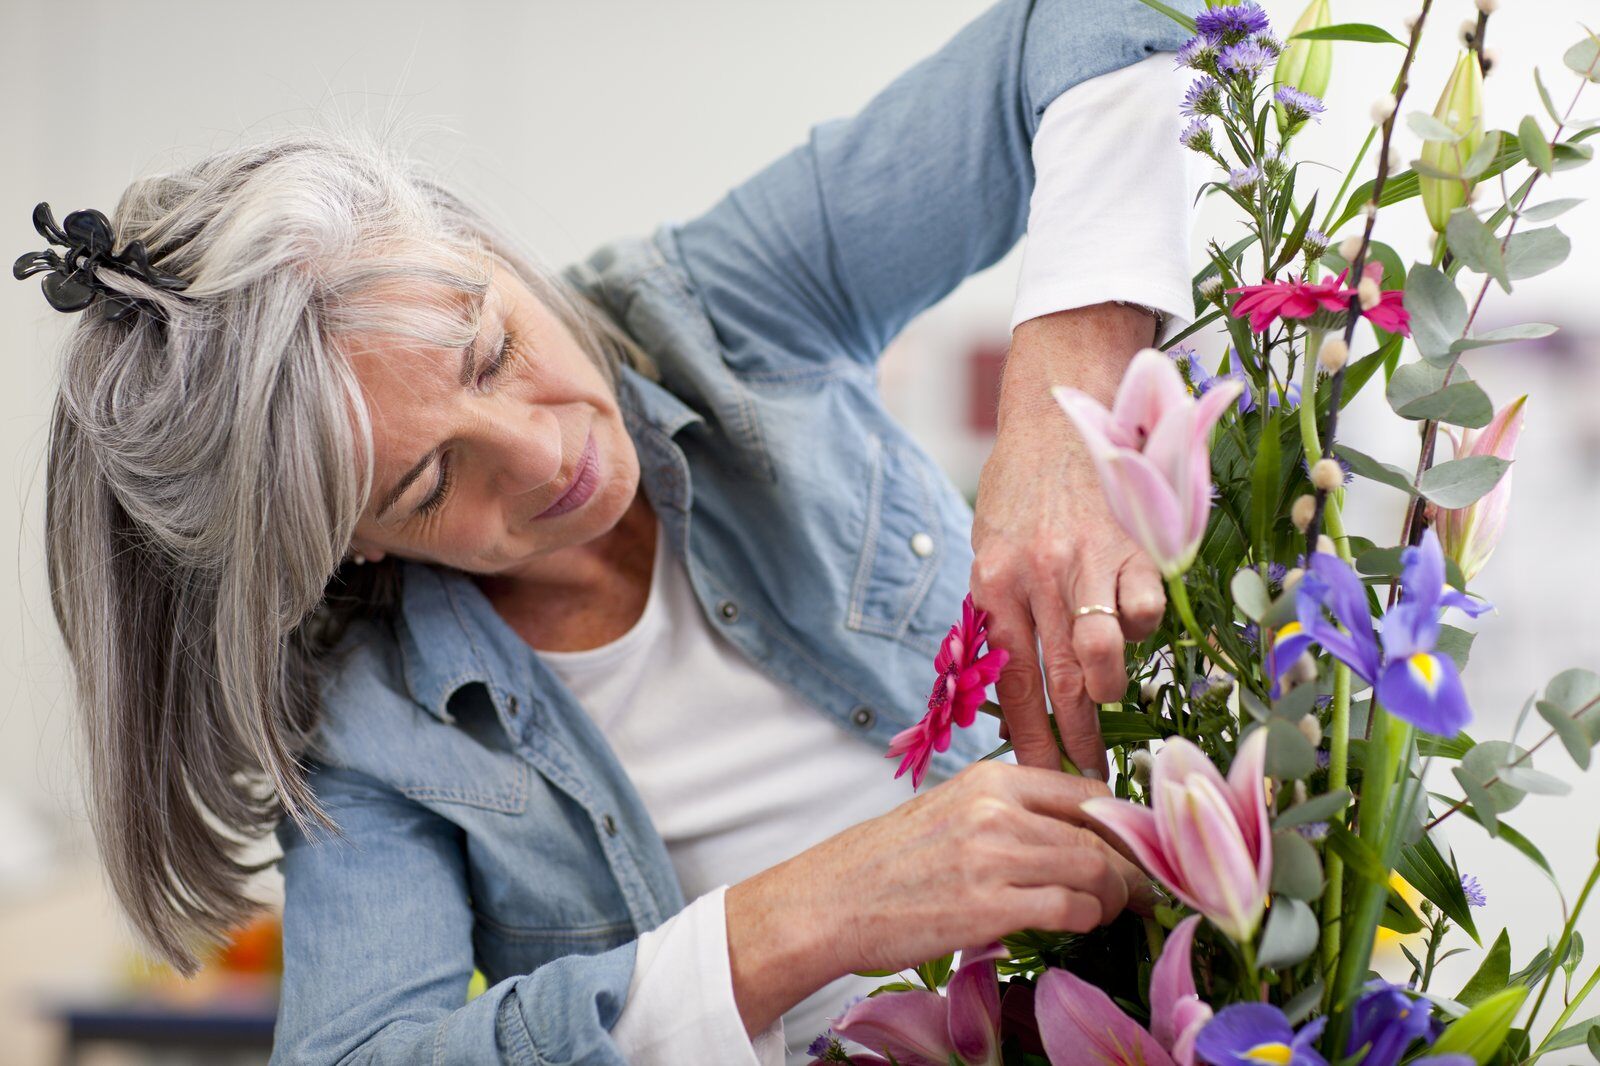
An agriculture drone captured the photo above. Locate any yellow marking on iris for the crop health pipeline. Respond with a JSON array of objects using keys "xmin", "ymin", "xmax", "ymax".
[
  {"xmin": 1277, "ymin": 621, "xmax": 1304, "ymax": 639},
  {"xmin": 1408, "ymin": 653, "xmax": 1441, "ymax": 692},
  {"xmin": 1243, "ymin": 1043, "xmax": 1295, "ymax": 1064}
]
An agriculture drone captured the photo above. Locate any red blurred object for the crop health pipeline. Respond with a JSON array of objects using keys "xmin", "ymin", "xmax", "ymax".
[
  {"xmin": 215, "ymin": 913, "xmax": 282, "ymax": 974},
  {"xmin": 966, "ymin": 342, "xmax": 1007, "ymax": 435}
]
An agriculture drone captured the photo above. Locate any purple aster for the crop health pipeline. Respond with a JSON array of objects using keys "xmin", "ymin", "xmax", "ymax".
[
  {"xmin": 1304, "ymin": 229, "xmax": 1331, "ymax": 258},
  {"xmin": 1266, "ymin": 562, "xmax": 1290, "ymax": 587},
  {"xmin": 1175, "ymin": 35, "xmax": 1216, "ymax": 72},
  {"xmin": 1182, "ymin": 75, "xmax": 1223, "ymax": 117},
  {"xmin": 1195, "ymin": 2, "xmax": 1272, "ymax": 45},
  {"xmin": 1277, "ymin": 85, "xmax": 1328, "ymax": 125},
  {"xmin": 1461, "ymin": 874, "xmax": 1487, "ymax": 908},
  {"xmin": 1315, "ymin": 748, "xmax": 1332, "ymax": 770},
  {"xmin": 1180, "ymin": 117, "xmax": 1215, "ymax": 153},
  {"xmin": 1218, "ymin": 38, "xmax": 1275, "ymax": 80},
  {"xmin": 1227, "ymin": 163, "xmax": 1263, "ymax": 192}
]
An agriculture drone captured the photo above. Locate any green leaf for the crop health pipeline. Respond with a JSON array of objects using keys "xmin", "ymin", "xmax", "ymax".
[
  {"xmin": 1554, "ymin": 140, "xmax": 1597, "ymax": 171},
  {"xmin": 1537, "ymin": 67, "xmax": 1565, "ymax": 126},
  {"xmin": 1266, "ymin": 718, "xmax": 1317, "ymax": 780},
  {"xmin": 1446, "ymin": 208, "xmax": 1511, "ymax": 292},
  {"xmin": 1430, "ymin": 985, "xmax": 1529, "ymax": 1063},
  {"xmin": 1270, "ymin": 193, "xmax": 1319, "ymax": 276},
  {"xmin": 1129, "ymin": 0, "xmax": 1195, "ymax": 31},
  {"xmin": 1500, "ymin": 764, "xmax": 1571, "ymax": 796},
  {"xmin": 1327, "ymin": 823, "xmax": 1389, "ymax": 883},
  {"xmin": 1406, "ymin": 265, "xmax": 1469, "ymax": 362},
  {"xmin": 1397, "ymin": 381, "xmax": 1494, "ymax": 428},
  {"xmin": 1387, "ymin": 360, "xmax": 1458, "ymax": 410},
  {"xmin": 1410, "ymin": 111, "xmax": 1470, "ymax": 143},
  {"xmin": 1454, "ymin": 768, "xmax": 1501, "ymax": 835},
  {"xmin": 1521, "ymin": 197, "xmax": 1585, "ymax": 222},
  {"xmin": 1231, "ymin": 568, "xmax": 1271, "ymax": 622},
  {"xmin": 1504, "ymin": 226, "xmax": 1572, "ymax": 280},
  {"xmin": 1290, "ymin": 22, "xmax": 1405, "ymax": 45},
  {"xmin": 1098, "ymin": 710, "xmax": 1166, "ymax": 746},
  {"xmin": 1450, "ymin": 322, "xmax": 1560, "ymax": 353},
  {"xmin": 1419, "ymin": 732, "xmax": 1476, "ymax": 760},
  {"xmin": 1520, "ymin": 114, "xmax": 1555, "ymax": 174},
  {"xmin": 1566, "ymin": 33, "xmax": 1600, "ymax": 83},
  {"xmin": 1396, "ymin": 834, "xmax": 1481, "ymax": 942},
  {"xmin": 1271, "ymin": 830, "xmax": 1325, "ymax": 900},
  {"xmin": 1586, "ymin": 1023, "xmax": 1600, "ymax": 1061},
  {"xmin": 1541, "ymin": 1014, "xmax": 1600, "ymax": 1052},
  {"xmin": 1335, "ymin": 444, "xmax": 1419, "ymax": 497},
  {"xmin": 1418, "ymin": 456, "xmax": 1512, "ymax": 508},
  {"xmin": 1437, "ymin": 624, "xmax": 1476, "ymax": 670},
  {"xmin": 1457, "ymin": 929, "xmax": 1511, "ymax": 1007},
  {"xmin": 1546, "ymin": 668, "xmax": 1600, "ymax": 741},
  {"xmin": 1382, "ymin": 882, "xmax": 1424, "ymax": 934},
  {"xmin": 1460, "ymin": 741, "xmax": 1530, "ymax": 813},
  {"xmin": 1250, "ymin": 410, "xmax": 1283, "ymax": 556},
  {"xmin": 1536, "ymin": 698, "xmax": 1592, "ymax": 769},
  {"xmin": 1274, "ymin": 790, "xmax": 1351, "ymax": 833},
  {"xmin": 1258, "ymin": 897, "xmax": 1319, "ymax": 969},
  {"xmin": 1462, "ymin": 130, "xmax": 1505, "ymax": 180}
]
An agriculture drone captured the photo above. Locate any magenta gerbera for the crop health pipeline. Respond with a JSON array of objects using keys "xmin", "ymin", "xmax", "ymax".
[{"xmin": 885, "ymin": 594, "xmax": 1010, "ymax": 789}]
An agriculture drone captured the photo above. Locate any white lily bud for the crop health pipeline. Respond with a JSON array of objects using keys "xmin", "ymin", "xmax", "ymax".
[
  {"xmin": 1292, "ymin": 494, "xmax": 1318, "ymax": 532},
  {"xmin": 1318, "ymin": 337, "xmax": 1349, "ymax": 373},
  {"xmin": 1338, "ymin": 235, "xmax": 1365, "ymax": 261},
  {"xmin": 1371, "ymin": 93, "xmax": 1397, "ymax": 125},
  {"xmin": 1130, "ymin": 749, "xmax": 1155, "ymax": 787},
  {"xmin": 1358, "ymin": 275, "xmax": 1382, "ymax": 311},
  {"xmin": 1311, "ymin": 459, "xmax": 1345, "ymax": 492},
  {"xmin": 1297, "ymin": 715, "xmax": 1324, "ymax": 748}
]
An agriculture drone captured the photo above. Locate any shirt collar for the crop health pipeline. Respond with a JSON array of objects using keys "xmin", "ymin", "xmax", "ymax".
[{"xmin": 395, "ymin": 363, "xmax": 703, "ymax": 721}]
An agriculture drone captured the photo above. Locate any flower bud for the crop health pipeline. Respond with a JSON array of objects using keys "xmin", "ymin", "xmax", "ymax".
[
  {"xmin": 1274, "ymin": 0, "xmax": 1334, "ymax": 132},
  {"xmin": 1297, "ymin": 715, "xmax": 1324, "ymax": 748},
  {"xmin": 1459, "ymin": 18, "xmax": 1479, "ymax": 48},
  {"xmin": 1311, "ymin": 458, "xmax": 1345, "ymax": 492},
  {"xmin": 1292, "ymin": 494, "xmax": 1318, "ymax": 532},
  {"xmin": 1361, "ymin": 201, "xmax": 1379, "ymax": 222},
  {"xmin": 1286, "ymin": 652, "xmax": 1319, "ymax": 689},
  {"xmin": 1371, "ymin": 93, "xmax": 1397, "ymax": 125},
  {"xmin": 1318, "ymin": 337, "xmax": 1349, "ymax": 373},
  {"xmin": 1387, "ymin": 143, "xmax": 1406, "ymax": 174},
  {"xmin": 1303, "ymin": 229, "xmax": 1330, "ymax": 260},
  {"xmin": 1316, "ymin": 533, "xmax": 1338, "ymax": 557},
  {"xmin": 1141, "ymin": 679, "xmax": 1162, "ymax": 705},
  {"xmin": 1292, "ymin": 780, "xmax": 1309, "ymax": 805},
  {"xmin": 1197, "ymin": 274, "xmax": 1224, "ymax": 302},
  {"xmin": 1420, "ymin": 51, "xmax": 1486, "ymax": 232},
  {"xmin": 1338, "ymin": 236, "xmax": 1365, "ymax": 262},
  {"xmin": 1284, "ymin": 566, "xmax": 1305, "ymax": 589},
  {"xmin": 1358, "ymin": 275, "xmax": 1382, "ymax": 311},
  {"xmin": 1130, "ymin": 748, "xmax": 1155, "ymax": 787},
  {"xmin": 1482, "ymin": 48, "xmax": 1499, "ymax": 76},
  {"xmin": 1476, "ymin": 0, "xmax": 1497, "ymax": 11}
]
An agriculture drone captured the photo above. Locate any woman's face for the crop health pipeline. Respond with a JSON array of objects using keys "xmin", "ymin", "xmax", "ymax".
[{"xmin": 345, "ymin": 261, "xmax": 639, "ymax": 575}]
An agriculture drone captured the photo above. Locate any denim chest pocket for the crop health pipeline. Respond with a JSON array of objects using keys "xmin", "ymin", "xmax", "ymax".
[
  {"xmin": 389, "ymin": 686, "xmax": 530, "ymax": 815},
  {"xmin": 846, "ymin": 433, "xmax": 946, "ymax": 640}
]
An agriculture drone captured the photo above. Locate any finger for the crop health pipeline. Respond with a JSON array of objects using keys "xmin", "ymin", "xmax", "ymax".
[
  {"xmin": 1033, "ymin": 594, "xmax": 1107, "ymax": 779},
  {"xmin": 1003, "ymin": 765, "xmax": 1114, "ymax": 822},
  {"xmin": 999, "ymin": 884, "xmax": 1107, "ymax": 934},
  {"xmin": 1003, "ymin": 843, "xmax": 1129, "ymax": 921},
  {"xmin": 1116, "ymin": 552, "xmax": 1166, "ymax": 642},
  {"xmin": 1066, "ymin": 569, "xmax": 1130, "ymax": 707},
  {"xmin": 984, "ymin": 601, "xmax": 1059, "ymax": 772}
]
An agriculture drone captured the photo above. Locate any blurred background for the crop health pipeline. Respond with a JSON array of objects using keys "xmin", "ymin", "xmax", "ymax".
[{"xmin": 4, "ymin": 1, "xmax": 1599, "ymax": 1062}]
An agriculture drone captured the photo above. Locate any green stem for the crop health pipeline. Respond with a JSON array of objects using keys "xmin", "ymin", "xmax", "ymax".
[
  {"xmin": 1528, "ymin": 856, "xmax": 1600, "ymax": 1032},
  {"xmin": 1535, "ymin": 959, "xmax": 1600, "ymax": 1059},
  {"xmin": 1166, "ymin": 575, "xmax": 1225, "ymax": 672},
  {"xmin": 1317, "ymin": 126, "xmax": 1378, "ymax": 236}
]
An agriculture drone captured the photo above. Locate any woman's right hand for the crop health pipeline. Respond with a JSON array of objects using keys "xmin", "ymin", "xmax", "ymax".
[{"xmin": 723, "ymin": 760, "xmax": 1152, "ymax": 1036}]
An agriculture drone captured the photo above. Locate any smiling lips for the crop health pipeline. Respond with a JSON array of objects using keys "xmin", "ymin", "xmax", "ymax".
[{"xmin": 536, "ymin": 433, "xmax": 600, "ymax": 519}]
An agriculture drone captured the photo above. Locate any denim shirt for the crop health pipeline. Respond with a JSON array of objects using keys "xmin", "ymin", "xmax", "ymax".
[{"xmin": 270, "ymin": 2, "xmax": 1193, "ymax": 1062}]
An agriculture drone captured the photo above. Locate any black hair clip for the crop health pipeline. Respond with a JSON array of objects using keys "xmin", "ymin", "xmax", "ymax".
[{"xmin": 12, "ymin": 202, "xmax": 188, "ymax": 322}]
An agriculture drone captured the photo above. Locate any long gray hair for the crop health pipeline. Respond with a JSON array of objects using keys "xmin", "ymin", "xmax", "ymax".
[{"xmin": 42, "ymin": 127, "xmax": 648, "ymax": 974}]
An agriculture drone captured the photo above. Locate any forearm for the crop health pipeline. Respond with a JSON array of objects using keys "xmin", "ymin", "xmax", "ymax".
[
  {"xmin": 1000, "ymin": 302, "xmax": 1158, "ymax": 427},
  {"xmin": 725, "ymin": 857, "xmax": 844, "ymax": 1036}
]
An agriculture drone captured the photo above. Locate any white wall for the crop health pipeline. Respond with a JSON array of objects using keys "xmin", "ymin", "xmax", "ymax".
[{"xmin": 3, "ymin": 0, "xmax": 1600, "ymax": 1041}]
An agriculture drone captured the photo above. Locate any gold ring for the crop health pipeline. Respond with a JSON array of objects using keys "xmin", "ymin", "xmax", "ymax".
[{"xmin": 1075, "ymin": 603, "xmax": 1118, "ymax": 619}]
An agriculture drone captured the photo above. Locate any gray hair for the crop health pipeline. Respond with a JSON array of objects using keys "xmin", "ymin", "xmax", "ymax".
[{"xmin": 42, "ymin": 126, "xmax": 649, "ymax": 974}]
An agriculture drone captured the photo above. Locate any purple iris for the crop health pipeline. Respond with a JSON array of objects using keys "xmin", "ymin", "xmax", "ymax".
[
  {"xmin": 1196, "ymin": 1004, "xmax": 1328, "ymax": 1066},
  {"xmin": 1276, "ymin": 85, "xmax": 1327, "ymax": 124},
  {"xmin": 1196, "ymin": 2, "xmax": 1272, "ymax": 44},
  {"xmin": 1270, "ymin": 529, "xmax": 1491, "ymax": 735},
  {"xmin": 1218, "ymin": 38, "xmax": 1276, "ymax": 79},
  {"xmin": 1345, "ymin": 982, "xmax": 1476, "ymax": 1066}
]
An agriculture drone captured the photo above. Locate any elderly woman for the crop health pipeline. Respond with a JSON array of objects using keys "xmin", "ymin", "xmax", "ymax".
[{"xmin": 31, "ymin": 0, "xmax": 1201, "ymax": 1062}]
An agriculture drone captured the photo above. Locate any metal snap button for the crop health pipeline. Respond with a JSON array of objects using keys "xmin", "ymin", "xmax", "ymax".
[
  {"xmin": 602, "ymin": 813, "xmax": 618, "ymax": 837},
  {"xmin": 851, "ymin": 705, "xmax": 875, "ymax": 728},
  {"xmin": 717, "ymin": 600, "xmax": 739, "ymax": 622},
  {"xmin": 909, "ymin": 532, "xmax": 935, "ymax": 558},
  {"xmin": 507, "ymin": 695, "xmax": 519, "ymax": 717}
]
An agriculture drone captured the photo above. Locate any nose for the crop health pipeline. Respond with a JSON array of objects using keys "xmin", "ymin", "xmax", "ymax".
[{"xmin": 488, "ymin": 407, "xmax": 563, "ymax": 497}]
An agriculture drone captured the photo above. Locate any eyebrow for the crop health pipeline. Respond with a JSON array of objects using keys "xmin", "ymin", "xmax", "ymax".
[{"xmin": 372, "ymin": 333, "xmax": 481, "ymax": 523}]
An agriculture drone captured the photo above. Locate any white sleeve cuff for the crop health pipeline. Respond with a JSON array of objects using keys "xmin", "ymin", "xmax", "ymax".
[
  {"xmin": 610, "ymin": 885, "xmax": 785, "ymax": 1065},
  {"xmin": 1011, "ymin": 52, "xmax": 1200, "ymax": 342}
]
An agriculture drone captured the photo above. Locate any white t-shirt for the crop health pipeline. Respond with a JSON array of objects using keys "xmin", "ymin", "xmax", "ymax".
[{"xmin": 536, "ymin": 52, "xmax": 1195, "ymax": 1066}]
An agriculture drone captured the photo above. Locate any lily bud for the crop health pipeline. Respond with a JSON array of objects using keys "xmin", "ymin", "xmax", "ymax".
[
  {"xmin": 1274, "ymin": 0, "xmax": 1333, "ymax": 132},
  {"xmin": 1419, "ymin": 51, "xmax": 1486, "ymax": 232},
  {"xmin": 1435, "ymin": 396, "xmax": 1526, "ymax": 581},
  {"xmin": 1318, "ymin": 337, "xmax": 1349, "ymax": 372},
  {"xmin": 1292, "ymin": 493, "xmax": 1318, "ymax": 532}
]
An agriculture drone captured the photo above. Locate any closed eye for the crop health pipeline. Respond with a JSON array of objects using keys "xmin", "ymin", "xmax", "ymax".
[{"xmin": 414, "ymin": 330, "xmax": 519, "ymax": 518}]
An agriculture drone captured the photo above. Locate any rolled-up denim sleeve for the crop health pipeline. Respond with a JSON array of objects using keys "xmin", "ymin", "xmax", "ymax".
[
  {"xmin": 270, "ymin": 763, "xmax": 636, "ymax": 1065},
  {"xmin": 669, "ymin": 0, "xmax": 1198, "ymax": 371}
]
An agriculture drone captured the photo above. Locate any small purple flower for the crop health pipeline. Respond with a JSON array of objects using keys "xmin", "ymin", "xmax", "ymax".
[
  {"xmin": 1176, "ymin": 35, "xmax": 1216, "ymax": 72},
  {"xmin": 1276, "ymin": 85, "xmax": 1327, "ymax": 125},
  {"xmin": 1266, "ymin": 562, "xmax": 1290, "ymax": 588},
  {"xmin": 1218, "ymin": 38, "xmax": 1275, "ymax": 80},
  {"xmin": 1195, "ymin": 2, "xmax": 1272, "ymax": 44},
  {"xmin": 1180, "ymin": 117, "xmax": 1215, "ymax": 153},
  {"xmin": 1315, "ymin": 748, "xmax": 1332, "ymax": 770},
  {"xmin": 1182, "ymin": 75, "xmax": 1223, "ymax": 117},
  {"xmin": 1296, "ymin": 820, "xmax": 1330, "ymax": 840},
  {"xmin": 1240, "ymin": 621, "xmax": 1261, "ymax": 649},
  {"xmin": 1347, "ymin": 982, "xmax": 1443, "ymax": 1066},
  {"xmin": 1227, "ymin": 163, "xmax": 1263, "ymax": 193},
  {"xmin": 1461, "ymin": 874, "xmax": 1487, "ymax": 908},
  {"xmin": 1255, "ymin": 32, "xmax": 1285, "ymax": 58},
  {"xmin": 1197, "ymin": 1004, "xmax": 1328, "ymax": 1066},
  {"xmin": 1304, "ymin": 229, "xmax": 1331, "ymax": 258}
]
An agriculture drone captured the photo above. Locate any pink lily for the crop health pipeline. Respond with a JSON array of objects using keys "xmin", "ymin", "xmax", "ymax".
[
  {"xmin": 1082, "ymin": 730, "xmax": 1272, "ymax": 942},
  {"xmin": 1034, "ymin": 915, "xmax": 1213, "ymax": 1066},
  {"xmin": 1052, "ymin": 349, "xmax": 1242, "ymax": 579},
  {"xmin": 830, "ymin": 943, "xmax": 1006, "ymax": 1066},
  {"xmin": 1430, "ymin": 395, "xmax": 1526, "ymax": 583}
]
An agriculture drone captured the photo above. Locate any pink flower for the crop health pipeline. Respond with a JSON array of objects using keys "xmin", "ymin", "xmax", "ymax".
[
  {"xmin": 1082, "ymin": 729, "xmax": 1272, "ymax": 942},
  {"xmin": 1053, "ymin": 349, "xmax": 1242, "ymax": 579},
  {"xmin": 885, "ymin": 594, "xmax": 1009, "ymax": 789},
  {"xmin": 1226, "ymin": 264, "xmax": 1410, "ymax": 336},
  {"xmin": 1357, "ymin": 263, "xmax": 1412, "ymax": 336},
  {"xmin": 1431, "ymin": 395, "xmax": 1526, "ymax": 582},
  {"xmin": 1034, "ymin": 915, "xmax": 1212, "ymax": 1066},
  {"xmin": 830, "ymin": 943, "xmax": 1006, "ymax": 1066}
]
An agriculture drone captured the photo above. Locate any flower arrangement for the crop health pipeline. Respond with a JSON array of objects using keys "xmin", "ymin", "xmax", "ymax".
[{"xmin": 809, "ymin": 2, "xmax": 1600, "ymax": 1062}]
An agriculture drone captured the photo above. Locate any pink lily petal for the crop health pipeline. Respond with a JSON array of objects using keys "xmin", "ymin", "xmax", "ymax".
[
  {"xmin": 1158, "ymin": 771, "xmax": 1264, "ymax": 941},
  {"xmin": 1035, "ymin": 968, "xmax": 1177, "ymax": 1066},
  {"xmin": 1110, "ymin": 349, "xmax": 1192, "ymax": 446},
  {"xmin": 832, "ymin": 989, "xmax": 953, "ymax": 1066},
  {"xmin": 1055, "ymin": 385, "xmax": 1137, "ymax": 454},
  {"xmin": 947, "ymin": 942, "xmax": 1006, "ymax": 1066},
  {"xmin": 1081, "ymin": 796, "xmax": 1186, "ymax": 894},
  {"xmin": 1150, "ymin": 915, "xmax": 1201, "ymax": 1048},
  {"xmin": 1224, "ymin": 728, "xmax": 1273, "ymax": 894},
  {"xmin": 1098, "ymin": 450, "xmax": 1190, "ymax": 575}
]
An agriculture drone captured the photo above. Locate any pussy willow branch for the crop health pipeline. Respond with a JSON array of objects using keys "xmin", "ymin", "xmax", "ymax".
[{"xmin": 1305, "ymin": 0, "xmax": 1435, "ymax": 554}]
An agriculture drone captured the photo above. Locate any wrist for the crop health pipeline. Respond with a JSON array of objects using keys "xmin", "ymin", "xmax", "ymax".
[{"xmin": 725, "ymin": 859, "xmax": 845, "ymax": 1036}]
